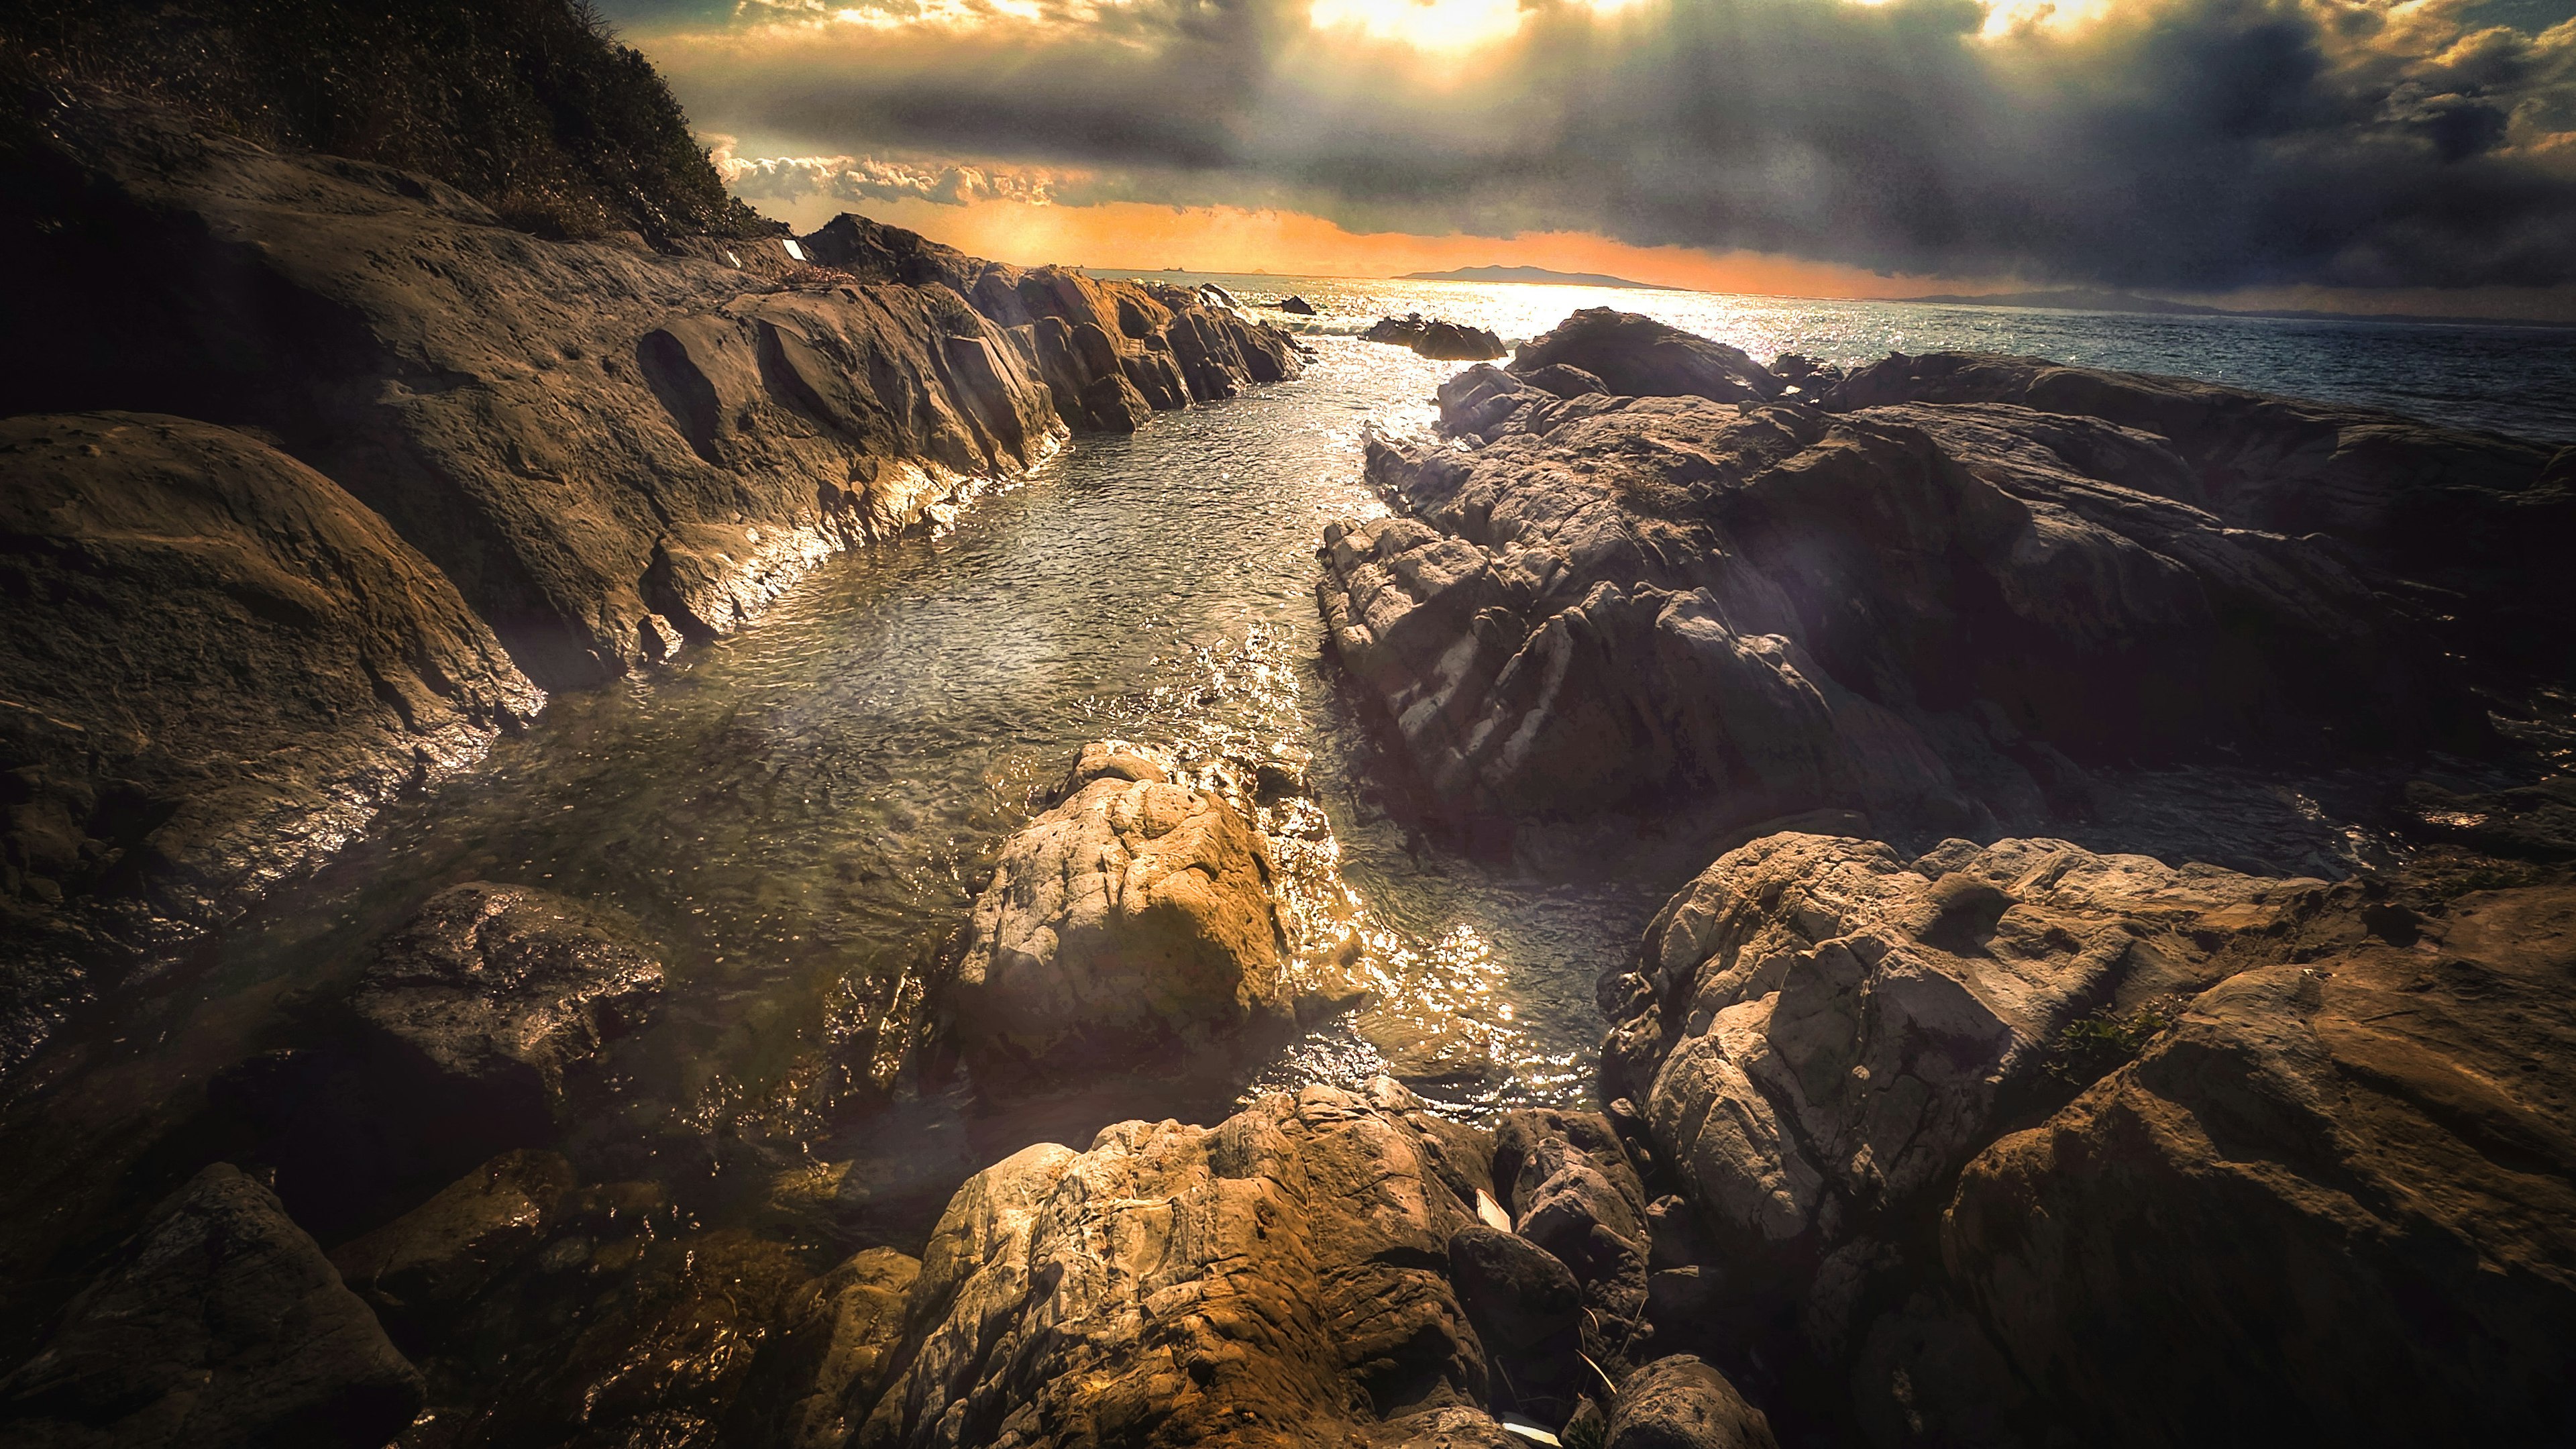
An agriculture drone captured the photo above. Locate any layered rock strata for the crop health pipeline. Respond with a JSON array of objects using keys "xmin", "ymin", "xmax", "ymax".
[{"xmin": 1324, "ymin": 343, "xmax": 2459, "ymax": 836}]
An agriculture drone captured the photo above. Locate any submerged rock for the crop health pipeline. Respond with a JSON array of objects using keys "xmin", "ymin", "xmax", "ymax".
[
  {"xmin": 209, "ymin": 883, "xmax": 663, "ymax": 1237},
  {"xmin": 1279, "ymin": 295, "xmax": 1319, "ymax": 316},
  {"xmin": 858, "ymin": 1081, "xmax": 1504, "ymax": 1448},
  {"xmin": 329, "ymin": 1148, "xmax": 578, "ymax": 1346},
  {"xmin": 0, "ymin": 1163, "xmax": 424, "ymax": 1449},
  {"xmin": 1366, "ymin": 315, "xmax": 1509, "ymax": 362},
  {"xmin": 952, "ymin": 743, "xmax": 1294, "ymax": 1089},
  {"xmin": 0, "ymin": 413, "xmax": 541, "ymax": 1071}
]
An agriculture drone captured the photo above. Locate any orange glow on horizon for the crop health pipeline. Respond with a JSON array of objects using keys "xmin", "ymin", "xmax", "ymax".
[{"xmin": 822, "ymin": 195, "xmax": 1985, "ymax": 300}]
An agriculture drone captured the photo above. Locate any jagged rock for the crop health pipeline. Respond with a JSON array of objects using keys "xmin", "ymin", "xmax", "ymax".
[
  {"xmin": 1940, "ymin": 877, "xmax": 2576, "ymax": 1446},
  {"xmin": 0, "ymin": 412, "xmax": 540, "ymax": 1071},
  {"xmin": 1322, "ymin": 369, "xmax": 2465, "ymax": 835},
  {"xmin": 1508, "ymin": 310, "xmax": 1783, "ymax": 402},
  {"xmin": 329, "ymin": 1149, "xmax": 578, "ymax": 1345},
  {"xmin": 858, "ymin": 1082, "xmax": 1497, "ymax": 1448},
  {"xmin": 1823, "ymin": 350, "xmax": 2573, "ymax": 672},
  {"xmin": 1604, "ymin": 1356, "xmax": 1779, "ymax": 1449},
  {"xmin": 1366, "ymin": 315, "xmax": 1508, "ymax": 362},
  {"xmin": 1601, "ymin": 833, "xmax": 2325, "ymax": 1273},
  {"xmin": 1279, "ymin": 295, "xmax": 1319, "ymax": 316},
  {"xmin": 0, "ymin": 1163, "xmax": 425, "ymax": 1449},
  {"xmin": 952, "ymin": 743, "xmax": 1293, "ymax": 1089},
  {"xmin": 3, "ymin": 91, "xmax": 1067, "ymax": 691},
  {"xmin": 1078, "ymin": 371, "xmax": 1155, "ymax": 433},
  {"xmin": 1494, "ymin": 1110, "xmax": 1652, "ymax": 1373}
]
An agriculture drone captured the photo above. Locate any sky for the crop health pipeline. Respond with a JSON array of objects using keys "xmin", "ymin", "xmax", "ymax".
[{"xmin": 604, "ymin": 0, "xmax": 2576, "ymax": 316}]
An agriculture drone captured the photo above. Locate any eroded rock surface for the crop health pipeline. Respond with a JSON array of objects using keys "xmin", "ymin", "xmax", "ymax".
[
  {"xmin": 1942, "ymin": 878, "xmax": 2576, "ymax": 1446},
  {"xmin": 1509, "ymin": 311, "xmax": 1783, "ymax": 405},
  {"xmin": 1601, "ymin": 833, "xmax": 2324, "ymax": 1265},
  {"xmin": 0, "ymin": 1163, "xmax": 424, "ymax": 1449},
  {"xmin": 1324, "ymin": 373, "xmax": 2455, "ymax": 835},
  {"xmin": 859, "ymin": 1081, "xmax": 1501, "ymax": 1448},
  {"xmin": 1604, "ymin": 1354, "xmax": 1779, "ymax": 1449},
  {"xmin": 953, "ymin": 744, "xmax": 1293, "ymax": 1088},
  {"xmin": 0, "ymin": 413, "xmax": 540, "ymax": 1069}
]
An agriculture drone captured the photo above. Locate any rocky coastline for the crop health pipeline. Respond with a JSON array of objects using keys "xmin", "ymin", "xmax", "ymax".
[{"xmin": 4, "ymin": 56, "xmax": 2575, "ymax": 1449}]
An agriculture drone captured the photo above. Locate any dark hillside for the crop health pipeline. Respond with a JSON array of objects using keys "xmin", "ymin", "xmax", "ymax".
[{"xmin": 1, "ymin": 0, "xmax": 769, "ymax": 240}]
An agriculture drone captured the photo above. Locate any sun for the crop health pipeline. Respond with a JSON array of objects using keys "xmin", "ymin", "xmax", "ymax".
[{"xmin": 1304, "ymin": 0, "xmax": 1647, "ymax": 54}]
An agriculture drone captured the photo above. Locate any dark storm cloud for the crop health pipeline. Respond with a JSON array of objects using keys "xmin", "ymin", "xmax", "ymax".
[{"xmin": 642, "ymin": 0, "xmax": 2576, "ymax": 288}]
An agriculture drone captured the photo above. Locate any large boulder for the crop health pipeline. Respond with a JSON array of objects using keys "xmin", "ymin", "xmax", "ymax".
[
  {"xmin": 0, "ymin": 412, "xmax": 539, "ymax": 1071},
  {"xmin": 1600, "ymin": 833, "xmax": 2326, "ymax": 1277},
  {"xmin": 328, "ymin": 1148, "xmax": 578, "ymax": 1346},
  {"xmin": 1940, "ymin": 877, "xmax": 2576, "ymax": 1446},
  {"xmin": 951, "ymin": 744, "xmax": 1293, "ymax": 1088},
  {"xmin": 1323, "ymin": 381, "xmax": 2458, "ymax": 836},
  {"xmin": 1508, "ymin": 310, "xmax": 1782, "ymax": 403},
  {"xmin": 857, "ymin": 1081, "xmax": 1507, "ymax": 1448},
  {"xmin": 0, "ymin": 1163, "xmax": 425, "ymax": 1449}
]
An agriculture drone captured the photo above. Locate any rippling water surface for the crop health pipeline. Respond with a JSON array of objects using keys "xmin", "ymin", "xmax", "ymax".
[{"xmin": 7, "ymin": 280, "xmax": 2571, "ymax": 1281}]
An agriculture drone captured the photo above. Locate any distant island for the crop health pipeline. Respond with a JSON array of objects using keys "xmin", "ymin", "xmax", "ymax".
[
  {"xmin": 1401, "ymin": 264, "xmax": 1658, "ymax": 289},
  {"xmin": 1899, "ymin": 287, "xmax": 2576, "ymax": 330}
]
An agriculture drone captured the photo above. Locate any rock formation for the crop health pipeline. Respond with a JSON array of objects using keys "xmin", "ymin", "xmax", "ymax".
[
  {"xmin": 1598, "ymin": 830, "xmax": 2576, "ymax": 1445},
  {"xmin": 1366, "ymin": 315, "xmax": 1509, "ymax": 362},
  {"xmin": 0, "ymin": 89, "xmax": 1304, "ymax": 1067},
  {"xmin": 0, "ymin": 1163, "xmax": 425, "ymax": 1449},
  {"xmin": 1279, "ymin": 296, "xmax": 1319, "ymax": 316},
  {"xmin": 0, "ymin": 413, "xmax": 540, "ymax": 1071},
  {"xmin": 1510, "ymin": 311, "xmax": 1783, "ymax": 404},
  {"xmin": 951, "ymin": 743, "xmax": 1295, "ymax": 1089},
  {"xmin": 1824, "ymin": 351, "xmax": 2573, "ymax": 674},
  {"xmin": 1323, "ymin": 344, "xmax": 2463, "ymax": 838},
  {"xmin": 206, "ymin": 883, "xmax": 664, "ymax": 1237}
]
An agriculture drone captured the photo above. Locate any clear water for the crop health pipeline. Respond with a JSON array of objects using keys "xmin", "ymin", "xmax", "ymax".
[{"xmin": 3, "ymin": 280, "xmax": 2569, "ymax": 1291}]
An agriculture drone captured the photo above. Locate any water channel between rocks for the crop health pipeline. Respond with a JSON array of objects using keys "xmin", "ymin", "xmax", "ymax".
[{"xmin": 9, "ymin": 288, "xmax": 2572, "ymax": 1292}]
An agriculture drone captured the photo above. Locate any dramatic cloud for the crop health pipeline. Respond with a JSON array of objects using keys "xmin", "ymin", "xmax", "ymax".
[
  {"xmin": 708, "ymin": 137, "xmax": 1073, "ymax": 206},
  {"xmin": 628, "ymin": 0, "xmax": 2576, "ymax": 290}
]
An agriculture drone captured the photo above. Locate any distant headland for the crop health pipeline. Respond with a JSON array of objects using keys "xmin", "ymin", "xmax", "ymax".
[{"xmin": 1399, "ymin": 264, "xmax": 1658, "ymax": 289}]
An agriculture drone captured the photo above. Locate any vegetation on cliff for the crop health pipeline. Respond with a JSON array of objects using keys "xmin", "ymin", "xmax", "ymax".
[{"xmin": 1, "ymin": 0, "xmax": 768, "ymax": 240}]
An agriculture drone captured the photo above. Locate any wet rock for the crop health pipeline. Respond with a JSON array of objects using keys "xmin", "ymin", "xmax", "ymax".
[
  {"xmin": 722, "ymin": 1247, "xmax": 920, "ymax": 1449},
  {"xmin": 1604, "ymin": 1355, "xmax": 1779, "ymax": 1449},
  {"xmin": 1602, "ymin": 833, "xmax": 2325, "ymax": 1272},
  {"xmin": 953, "ymin": 743, "xmax": 1294, "ymax": 1089},
  {"xmin": 1078, "ymin": 371, "xmax": 1155, "ymax": 433},
  {"xmin": 1324, "ymin": 358, "xmax": 2466, "ymax": 835},
  {"xmin": 329, "ymin": 1149, "xmax": 578, "ymax": 1346},
  {"xmin": 1279, "ymin": 296, "xmax": 1319, "ymax": 316},
  {"xmin": 1495, "ymin": 1110, "xmax": 1652, "ymax": 1374},
  {"xmin": 454, "ymin": 1228, "xmax": 814, "ymax": 1449},
  {"xmin": 1367, "ymin": 315, "xmax": 1509, "ymax": 362},
  {"xmin": 1940, "ymin": 878, "xmax": 2576, "ymax": 1446},
  {"xmin": 859, "ymin": 1081, "xmax": 1496, "ymax": 1448},
  {"xmin": 0, "ymin": 1163, "xmax": 424, "ymax": 1449},
  {"xmin": 1509, "ymin": 310, "xmax": 1783, "ymax": 403},
  {"xmin": 2400, "ymin": 777, "xmax": 2576, "ymax": 861},
  {"xmin": 0, "ymin": 413, "xmax": 539, "ymax": 1072},
  {"xmin": 209, "ymin": 883, "xmax": 663, "ymax": 1237},
  {"xmin": 4, "ymin": 93, "xmax": 1066, "ymax": 691},
  {"xmin": 350, "ymin": 883, "xmax": 666, "ymax": 1140}
]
